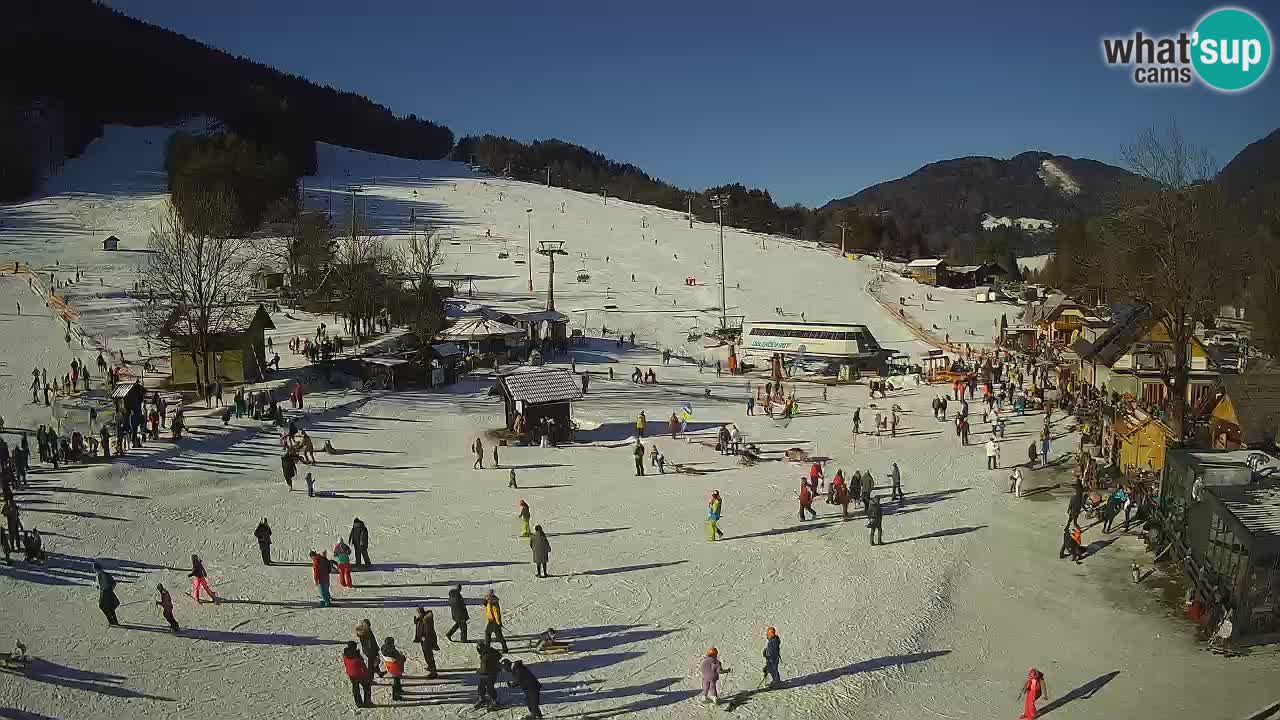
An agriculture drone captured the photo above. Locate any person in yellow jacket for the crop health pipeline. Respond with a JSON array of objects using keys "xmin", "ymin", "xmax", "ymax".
[
  {"xmin": 518, "ymin": 500, "xmax": 532, "ymax": 538},
  {"xmin": 636, "ymin": 411, "xmax": 647, "ymax": 438},
  {"xmin": 482, "ymin": 589, "xmax": 510, "ymax": 652}
]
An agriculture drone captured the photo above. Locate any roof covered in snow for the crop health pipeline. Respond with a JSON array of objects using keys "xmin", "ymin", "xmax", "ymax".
[
  {"xmin": 500, "ymin": 368, "xmax": 582, "ymax": 405},
  {"xmin": 907, "ymin": 258, "xmax": 945, "ymax": 268}
]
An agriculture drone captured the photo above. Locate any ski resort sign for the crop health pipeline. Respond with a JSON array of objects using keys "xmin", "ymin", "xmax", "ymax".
[{"xmin": 1102, "ymin": 7, "xmax": 1271, "ymax": 92}]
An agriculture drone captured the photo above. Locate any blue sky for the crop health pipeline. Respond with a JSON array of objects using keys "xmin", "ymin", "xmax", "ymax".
[{"xmin": 107, "ymin": 0, "xmax": 1278, "ymax": 206}]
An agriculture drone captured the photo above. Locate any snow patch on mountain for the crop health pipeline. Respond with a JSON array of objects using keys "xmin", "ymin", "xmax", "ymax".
[
  {"xmin": 980, "ymin": 213, "xmax": 1054, "ymax": 231},
  {"xmin": 1037, "ymin": 158, "xmax": 1080, "ymax": 196}
]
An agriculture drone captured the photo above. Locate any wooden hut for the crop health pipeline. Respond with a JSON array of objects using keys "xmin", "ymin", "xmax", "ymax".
[{"xmin": 497, "ymin": 368, "xmax": 582, "ymax": 444}]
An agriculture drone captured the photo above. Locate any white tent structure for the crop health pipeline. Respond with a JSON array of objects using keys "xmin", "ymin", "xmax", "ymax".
[{"xmin": 436, "ymin": 316, "xmax": 525, "ymax": 342}]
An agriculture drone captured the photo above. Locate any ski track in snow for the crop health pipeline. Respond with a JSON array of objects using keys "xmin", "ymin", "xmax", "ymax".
[{"xmin": 0, "ymin": 127, "xmax": 1275, "ymax": 720}]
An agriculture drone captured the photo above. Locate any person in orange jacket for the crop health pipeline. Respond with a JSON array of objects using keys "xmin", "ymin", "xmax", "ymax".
[
  {"xmin": 799, "ymin": 479, "xmax": 816, "ymax": 521},
  {"xmin": 1017, "ymin": 667, "xmax": 1049, "ymax": 718}
]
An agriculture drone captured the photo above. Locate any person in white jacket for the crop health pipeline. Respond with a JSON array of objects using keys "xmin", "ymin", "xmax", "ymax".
[{"xmin": 985, "ymin": 439, "xmax": 1000, "ymax": 470}]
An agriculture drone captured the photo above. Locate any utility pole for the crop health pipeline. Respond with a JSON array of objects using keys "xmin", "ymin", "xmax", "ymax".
[
  {"xmin": 710, "ymin": 194, "xmax": 729, "ymax": 330},
  {"xmin": 545, "ymin": 166, "xmax": 552, "ymax": 187},
  {"xmin": 837, "ymin": 222, "xmax": 850, "ymax": 257},
  {"xmin": 525, "ymin": 208, "xmax": 534, "ymax": 292},
  {"xmin": 350, "ymin": 186, "xmax": 357, "ymax": 241},
  {"xmin": 687, "ymin": 195, "xmax": 694, "ymax": 229}
]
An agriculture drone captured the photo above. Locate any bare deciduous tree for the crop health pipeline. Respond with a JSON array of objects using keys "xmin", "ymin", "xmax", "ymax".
[
  {"xmin": 332, "ymin": 223, "xmax": 394, "ymax": 345},
  {"xmin": 140, "ymin": 197, "xmax": 260, "ymax": 389},
  {"xmin": 1090, "ymin": 125, "xmax": 1246, "ymax": 440},
  {"xmin": 398, "ymin": 228, "xmax": 447, "ymax": 360}
]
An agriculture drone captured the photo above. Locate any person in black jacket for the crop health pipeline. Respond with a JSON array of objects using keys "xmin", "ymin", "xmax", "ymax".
[
  {"xmin": 281, "ymin": 453, "xmax": 297, "ymax": 490},
  {"xmin": 762, "ymin": 626, "xmax": 782, "ymax": 688},
  {"xmin": 349, "ymin": 518, "xmax": 370, "ymax": 567},
  {"xmin": 254, "ymin": 518, "xmax": 272, "ymax": 565},
  {"xmin": 502, "ymin": 658, "xmax": 543, "ymax": 718},
  {"xmin": 413, "ymin": 607, "xmax": 440, "ymax": 678},
  {"xmin": 446, "ymin": 584, "xmax": 469, "ymax": 642},
  {"xmin": 867, "ymin": 496, "xmax": 883, "ymax": 546},
  {"xmin": 475, "ymin": 642, "xmax": 502, "ymax": 709}
]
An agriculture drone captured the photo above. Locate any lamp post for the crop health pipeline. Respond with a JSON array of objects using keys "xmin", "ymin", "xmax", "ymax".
[
  {"xmin": 710, "ymin": 194, "xmax": 729, "ymax": 330},
  {"xmin": 526, "ymin": 208, "xmax": 533, "ymax": 292}
]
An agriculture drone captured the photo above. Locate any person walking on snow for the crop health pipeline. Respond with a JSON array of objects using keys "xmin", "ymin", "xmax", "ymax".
[
  {"xmin": 707, "ymin": 491, "xmax": 724, "ymax": 540},
  {"xmin": 763, "ymin": 627, "xmax": 782, "ymax": 688},
  {"xmin": 475, "ymin": 642, "xmax": 503, "ymax": 709},
  {"xmin": 483, "ymin": 589, "xmax": 511, "ymax": 653},
  {"xmin": 413, "ymin": 607, "xmax": 440, "ymax": 678},
  {"xmin": 986, "ymin": 438, "xmax": 1000, "ymax": 470},
  {"xmin": 381, "ymin": 636, "xmax": 407, "ymax": 701},
  {"xmin": 349, "ymin": 517, "xmax": 371, "ymax": 567},
  {"xmin": 446, "ymin": 583, "xmax": 470, "ymax": 641},
  {"xmin": 355, "ymin": 618, "xmax": 384, "ymax": 678},
  {"xmin": 530, "ymin": 525, "xmax": 551, "ymax": 577},
  {"xmin": 156, "ymin": 583, "xmax": 179, "ymax": 632},
  {"xmin": 94, "ymin": 561, "xmax": 120, "ymax": 626},
  {"xmin": 518, "ymin": 500, "xmax": 532, "ymax": 538},
  {"xmin": 633, "ymin": 440, "xmax": 645, "ymax": 476},
  {"xmin": 1017, "ymin": 667, "xmax": 1049, "ymax": 718},
  {"xmin": 799, "ymin": 480, "xmax": 817, "ymax": 521},
  {"xmin": 254, "ymin": 518, "xmax": 273, "ymax": 565},
  {"xmin": 502, "ymin": 658, "xmax": 544, "ymax": 719},
  {"xmin": 342, "ymin": 642, "xmax": 373, "ymax": 708},
  {"xmin": 701, "ymin": 647, "xmax": 727, "ymax": 703},
  {"xmin": 188, "ymin": 554, "xmax": 219, "ymax": 603},
  {"xmin": 889, "ymin": 463, "xmax": 904, "ymax": 502},
  {"xmin": 311, "ymin": 550, "xmax": 333, "ymax": 607},
  {"xmin": 333, "ymin": 538, "xmax": 354, "ymax": 588},
  {"xmin": 867, "ymin": 496, "xmax": 884, "ymax": 545},
  {"xmin": 473, "ymin": 438, "xmax": 484, "ymax": 469}
]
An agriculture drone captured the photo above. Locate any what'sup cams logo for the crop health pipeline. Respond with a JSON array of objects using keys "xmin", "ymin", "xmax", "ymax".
[{"xmin": 1102, "ymin": 7, "xmax": 1272, "ymax": 92}]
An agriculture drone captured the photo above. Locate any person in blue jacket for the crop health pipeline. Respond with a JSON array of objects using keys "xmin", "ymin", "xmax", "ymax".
[{"xmin": 763, "ymin": 626, "xmax": 782, "ymax": 688}]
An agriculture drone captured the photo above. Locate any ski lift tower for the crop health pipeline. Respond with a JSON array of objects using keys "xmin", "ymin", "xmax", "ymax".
[
  {"xmin": 536, "ymin": 240, "xmax": 569, "ymax": 311},
  {"xmin": 709, "ymin": 193, "xmax": 729, "ymax": 329}
]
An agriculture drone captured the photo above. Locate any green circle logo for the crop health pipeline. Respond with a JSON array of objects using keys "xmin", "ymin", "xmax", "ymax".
[{"xmin": 1192, "ymin": 7, "xmax": 1272, "ymax": 92}]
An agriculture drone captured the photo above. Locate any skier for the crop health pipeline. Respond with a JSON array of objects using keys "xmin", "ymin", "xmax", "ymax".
[
  {"xmin": 530, "ymin": 525, "xmax": 551, "ymax": 577},
  {"xmin": 342, "ymin": 641, "xmax": 373, "ymax": 708},
  {"xmin": 889, "ymin": 463, "xmax": 904, "ymax": 502},
  {"xmin": 475, "ymin": 642, "xmax": 503, "ymax": 709},
  {"xmin": 502, "ymin": 658, "xmax": 544, "ymax": 719},
  {"xmin": 446, "ymin": 583, "xmax": 470, "ymax": 641},
  {"xmin": 413, "ymin": 607, "xmax": 440, "ymax": 678},
  {"xmin": 94, "ymin": 561, "xmax": 120, "ymax": 626},
  {"xmin": 1017, "ymin": 667, "xmax": 1049, "ymax": 718},
  {"xmin": 701, "ymin": 647, "xmax": 727, "ymax": 704},
  {"xmin": 798, "ymin": 480, "xmax": 817, "ymax": 521},
  {"xmin": 707, "ymin": 491, "xmax": 724, "ymax": 541},
  {"xmin": 349, "ymin": 517, "xmax": 371, "ymax": 567},
  {"xmin": 156, "ymin": 583, "xmax": 179, "ymax": 632},
  {"xmin": 188, "ymin": 554, "xmax": 219, "ymax": 603},
  {"xmin": 762, "ymin": 626, "xmax": 782, "ymax": 688},
  {"xmin": 518, "ymin": 500, "xmax": 532, "ymax": 538},
  {"xmin": 867, "ymin": 495, "xmax": 884, "ymax": 545},
  {"xmin": 483, "ymin": 589, "xmax": 511, "ymax": 653},
  {"xmin": 333, "ymin": 537, "xmax": 354, "ymax": 588},
  {"xmin": 310, "ymin": 550, "xmax": 333, "ymax": 607},
  {"xmin": 381, "ymin": 636, "xmax": 407, "ymax": 701},
  {"xmin": 355, "ymin": 618, "xmax": 384, "ymax": 678}
]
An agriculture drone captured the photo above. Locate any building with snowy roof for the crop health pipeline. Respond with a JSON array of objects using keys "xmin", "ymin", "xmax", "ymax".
[{"xmin": 496, "ymin": 367, "xmax": 583, "ymax": 444}]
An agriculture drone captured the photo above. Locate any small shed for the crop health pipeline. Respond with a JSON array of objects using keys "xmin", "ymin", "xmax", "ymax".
[
  {"xmin": 430, "ymin": 342, "xmax": 464, "ymax": 387},
  {"xmin": 162, "ymin": 304, "xmax": 276, "ymax": 387},
  {"xmin": 102, "ymin": 235, "xmax": 120, "ymax": 251},
  {"xmin": 497, "ymin": 368, "xmax": 583, "ymax": 444},
  {"xmin": 1205, "ymin": 374, "xmax": 1280, "ymax": 450},
  {"xmin": 359, "ymin": 355, "xmax": 418, "ymax": 390},
  {"xmin": 252, "ymin": 270, "xmax": 285, "ymax": 291},
  {"xmin": 1106, "ymin": 411, "xmax": 1174, "ymax": 472},
  {"xmin": 906, "ymin": 258, "xmax": 946, "ymax": 286},
  {"xmin": 1194, "ymin": 480, "xmax": 1280, "ymax": 644},
  {"xmin": 1158, "ymin": 449, "xmax": 1257, "ymax": 557},
  {"xmin": 506, "ymin": 309, "xmax": 570, "ymax": 347},
  {"xmin": 111, "ymin": 380, "xmax": 146, "ymax": 418}
]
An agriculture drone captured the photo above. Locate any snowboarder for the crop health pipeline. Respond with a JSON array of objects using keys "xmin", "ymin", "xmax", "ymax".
[
  {"xmin": 254, "ymin": 518, "xmax": 272, "ymax": 565},
  {"xmin": 518, "ymin": 500, "xmax": 532, "ymax": 538},
  {"xmin": 502, "ymin": 658, "xmax": 544, "ymax": 718},
  {"xmin": 333, "ymin": 538, "xmax": 354, "ymax": 588},
  {"xmin": 188, "ymin": 554, "xmax": 219, "ymax": 603},
  {"xmin": 156, "ymin": 583, "xmax": 179, "ymax": 632},
  {"xmin": 762, "ymin": 626, "xmax": 782, "ymax": 688},
  {"xmin": 349, "ymin": 517, "xmax": 371, "ymax": 566},
  {"xmin": 475, "ymin": 642, "xmax": 503, "ymax": 709},
  {"xmin": 701, "ymin": 647, "xmax": 726, "ymax": 703},
  {"xmin": 446, "ymin": 583, "xmax": 469, "ymax": 642},
  {"xmin": 342, "ymin": 641, "xmax": 373, "ymax": 708},
  {"xmin": 530, "ymin": 525, "xmax": 551, "ymax": 577},
  {"xmin": 889, "ymin": 463, "xmax": 904, "ymax": 502},
  {"xmin": 381, "ymin": 636, "xmax": 407, "ymax": 701},
  {"xmin": 707, "ymin": 491, "xmax": 724, "ymax": 540},
  {"xmin": 355, "ymin": 618, "xmax": 383, "ymax": 678},
  {"xmin": 413, "ymin": 607, "xmax": 440, "ymax": 678},
  {"xmin": 94, "ymin": 561, "xmax": 120, "ymax": 626},
  {"xmin": 867, "ymin": 496, "xmax": 884, "ymax": 545},
  {"xmin": 311, "ymin": 550, "xmax": 333, "ymax": 607},
  {"xmin": 483, "ymin": 590, "xmax": 510, "ymax": 653},
  {"xmin": 799, "ymin": 480, "xmax": 817, "ymax": 521},
  {"xmin": 1017, "ymin": 667, "xmax": 1049, "ymax": 718}
]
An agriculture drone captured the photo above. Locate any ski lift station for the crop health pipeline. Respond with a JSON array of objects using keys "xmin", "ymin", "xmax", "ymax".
[{"xmin": 740, "ymin": 320, "xmax": 892, "ymax": 371}]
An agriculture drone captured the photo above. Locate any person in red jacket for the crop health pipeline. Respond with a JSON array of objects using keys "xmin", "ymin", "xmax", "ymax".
[
  {"xmin": 311, "ymin": 550, "xmax": 333, "ymax": 607},
  {"xmin": 798, "ymin": 479, "xmax": 817, "ymax": 521},
  {"xmin": 342, "ymin": 641, "xmax": 372, "ymax": 708}
]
